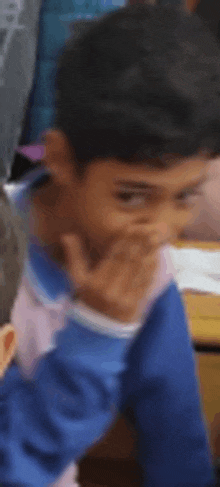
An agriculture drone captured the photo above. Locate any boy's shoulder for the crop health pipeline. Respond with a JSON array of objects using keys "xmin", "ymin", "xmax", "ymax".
[{"xmin": 4, "ymin": 164, "xmax": 73, "ymax": 310}]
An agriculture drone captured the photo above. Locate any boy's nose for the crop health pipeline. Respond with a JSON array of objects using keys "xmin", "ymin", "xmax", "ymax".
[{"xmin": 148, "ymin": 232, "xmax": 171, "ymax": 249}]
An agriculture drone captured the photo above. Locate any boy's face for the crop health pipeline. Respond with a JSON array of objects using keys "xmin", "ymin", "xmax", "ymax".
[{"xmin": 40, "ymin": 131, "xmax": 210, "ymax": 266}]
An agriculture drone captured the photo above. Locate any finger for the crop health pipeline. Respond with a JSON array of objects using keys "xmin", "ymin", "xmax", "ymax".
[
  {"xmin": 61, "ymin": 234, "xmax": 88, "ymax": 287},
  {"xmin": 93, "ymin": 235, "xmax": 155, "ymax": 295},
  {"xmin": 112, "ymin": 246, "xmax": 157, "ymax": 296},
  {"xmin": 93, "ymin": 236, "xmax": 130, "ymax": 279},
  {"xmin": 124, "ymin": 228, "xmax": 158, "ymax": 255},
  {"xmin": 88, "ymin": 236, "xmax": 137, "ymax": 297},
  {"xmin": 132, "ymin": 253, "xmax": 158, "ymax": 290},
  {"xmin": 105, "ymin": 233, "xmax": 149, "ymax": 263},
  {"xmin": 120, "ymin": 249, "xmax": 158, "ymax": 295},
  {"xmin": 100, "ymin": 242, "xmax": 156, "ymax": 299},
  {"xmin": 94, "ymin": 235, "xmax": 150, "ymax": 290},
  {"xmin": 129, "ymin": 258, "xmax": 157, "ymax": 303}
]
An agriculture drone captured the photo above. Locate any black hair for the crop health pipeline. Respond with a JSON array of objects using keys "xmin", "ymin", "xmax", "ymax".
[
  {"xmin": 0, "ymin": 187, "xmax": 27, "ymax": 326},
  {"xmin": 55, "ymin": 4, "xmax": 220, "ymax": 174}
]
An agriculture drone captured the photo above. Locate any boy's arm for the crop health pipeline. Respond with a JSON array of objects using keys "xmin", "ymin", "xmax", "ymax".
[
  {"xmin": 0, "ymin": 230, "xmax": 158, "ymax": 486},
  {"xmin": 0, "ymin": 307, "xmax": 140, "ymax": 487},
  {"xmin": 120, "ymin": 282, "xmax": 215, "ymax": 487}
]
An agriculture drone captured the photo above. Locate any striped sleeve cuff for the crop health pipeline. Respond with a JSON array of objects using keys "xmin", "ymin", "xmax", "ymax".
[{"xmin": 67, "ymin": 300, "xmax": 144, "ymax": 339}]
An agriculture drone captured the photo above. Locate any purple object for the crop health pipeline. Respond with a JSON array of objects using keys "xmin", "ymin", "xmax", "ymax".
[{"xmin": 17, "ymin": 144, "xmax": 45, "ymax": 162}]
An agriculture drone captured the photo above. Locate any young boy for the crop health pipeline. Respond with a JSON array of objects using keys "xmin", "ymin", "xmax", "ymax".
[
  {"xmin": 2, "ymin": 3, "xmax": 220, "ymax": 486},
  {"xmin": 1, "ymin": 177, "xmax": 149, "ymax": 487},
  {"xmin": 0, "ymin": 177, "xmax": 173, "ymax": 487}
]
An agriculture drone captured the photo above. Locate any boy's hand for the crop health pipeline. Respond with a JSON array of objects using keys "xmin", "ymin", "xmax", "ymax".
[{"xmin": 61, "ymin": 232, "xmax": 158, "ymax": 323}]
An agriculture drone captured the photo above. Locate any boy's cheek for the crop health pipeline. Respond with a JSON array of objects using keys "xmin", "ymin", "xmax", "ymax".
[
  {"xmin": 83, "ymin": 205, "xmax": 133, "ymax": 244},
  {"xmin": 184, "ymin": 158, "xmax": 220, "ymax": 239},
  {"xmin": 204, "ymin": 159, "xmax": 220, "ymax": 216}
]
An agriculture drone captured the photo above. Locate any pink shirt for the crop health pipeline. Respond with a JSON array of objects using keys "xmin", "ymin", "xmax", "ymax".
[{"xmin": 17, "ymin": 144, "xmax": 45, "ymax": 161}]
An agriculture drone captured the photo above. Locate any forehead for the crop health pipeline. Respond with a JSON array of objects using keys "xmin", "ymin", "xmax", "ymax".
[{"xmin": 84, "ymin": 154, "xmax": 209, "ymax": 192}]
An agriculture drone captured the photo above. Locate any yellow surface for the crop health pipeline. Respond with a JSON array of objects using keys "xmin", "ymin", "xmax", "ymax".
[
  {"xmin": 175, "ymin": 240, "xmax": 220, "ymax": 346},
  {"xmin": 196, "ymin": 353, "xmax": 220, "ymax": 424},
  {"xmin": 184, "ymin": 295, "xmax": 220, "ymax": 345},
  {"xmin": 175, "ymin": 240, "xmax": 220, "ymax": 251},
  {"xmin": 175, "ymin": 241, "xmax": 220, "ymax": 455}
]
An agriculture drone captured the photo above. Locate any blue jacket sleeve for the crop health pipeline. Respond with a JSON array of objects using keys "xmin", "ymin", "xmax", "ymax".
[
  {"xmin": 119, "ymin": 282, "xmax": 215, "ymax": 487},
  {"xmin": 0, "ymin": 315, "xmax": 133, "ymax": 487}
]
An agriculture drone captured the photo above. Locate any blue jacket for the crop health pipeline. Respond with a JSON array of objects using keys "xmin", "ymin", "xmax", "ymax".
[
  {"xmin": 20, "ymin": 0, "xmax": 125, "ymax": 146},
  {"xmin": 0, "ymin": 165, "xmax": 215, "ymax": 486}
]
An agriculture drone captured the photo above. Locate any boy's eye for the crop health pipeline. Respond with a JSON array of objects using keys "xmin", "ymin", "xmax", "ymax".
[
  {"xmin": 176, "ymin": 189, "xmax": 203, "ymax": 207},
  {"xmin": 115, "ymin": 188, "xmax": 203, "ymax": 209},
  {"xmin": 115, "ymin": 191, "xmax": 150, "ymax": 208}
]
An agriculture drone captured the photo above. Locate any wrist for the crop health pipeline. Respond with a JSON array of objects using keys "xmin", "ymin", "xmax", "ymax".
[
  {"xmin": 76, "ymin": 289, "xmax": 138, "ymax": 324},
  {"xmin": 68, "ymin": 300, "xmax": 143, "ymax": 339}
]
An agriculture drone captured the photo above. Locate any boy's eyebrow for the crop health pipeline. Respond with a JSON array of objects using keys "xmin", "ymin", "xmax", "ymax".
[{"xmin": 113, "ymin": 175, "xmax": 208, "ymax": 191}]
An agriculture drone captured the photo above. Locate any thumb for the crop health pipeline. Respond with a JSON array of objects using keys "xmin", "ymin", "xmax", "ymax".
[{"xmin": 61, "ymin": 234, "xmax": 88, "ymax": 287}]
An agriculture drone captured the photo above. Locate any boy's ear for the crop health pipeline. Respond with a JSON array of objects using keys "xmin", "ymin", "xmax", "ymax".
[
  {"xmin": 0, "ymin": 324, "xmax": 16, "ymax": 378},
  {"xmin": 43, "ymin": 129, "xmax": 76, "ymax": 186}
]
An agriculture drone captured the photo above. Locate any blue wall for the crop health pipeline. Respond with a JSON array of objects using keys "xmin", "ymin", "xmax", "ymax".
[{"xmin": 21, "ymin": 0, "xmax": 126, "ymax": 145}]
